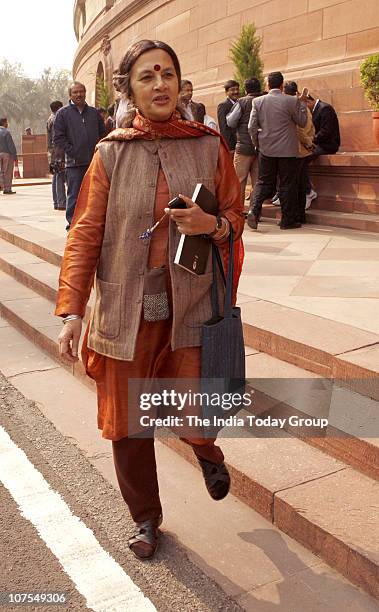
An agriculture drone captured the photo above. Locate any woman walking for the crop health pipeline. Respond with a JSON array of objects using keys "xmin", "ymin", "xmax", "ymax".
[{"xmin": 56, "ymin": 39, "xmax": 244, "ymax": 560}]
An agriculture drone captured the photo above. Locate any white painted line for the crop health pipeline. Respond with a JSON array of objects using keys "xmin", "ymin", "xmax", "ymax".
[{"xmin": 0, "ymin": 426, "xmax": 156, "ymax": 612}]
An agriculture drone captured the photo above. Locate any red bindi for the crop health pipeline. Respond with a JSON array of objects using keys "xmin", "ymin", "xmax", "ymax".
[{"xmin": 154, "ymin": 64, "xmax": 161, "ymax": 71}]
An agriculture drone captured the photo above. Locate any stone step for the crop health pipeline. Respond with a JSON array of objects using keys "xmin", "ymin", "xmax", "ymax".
[
  {"xmin": 0, "ymin": 319, "xmax": 378, "ymax": 601},
  {"xmin": 310, "ymin": 196, "xmax": 379, "ymax": 216},
  {"xmin": 0, "ymin": 239, "xmax": 92, "ymax": 320},
  {"xmin": 13, "ymin": 179, "xmax": 52, "ymax": 187},
  {"xmin": 0, "ymin": 265, "xmax": 377, "ymax": 477},
  {"xmin": 164, "ymin": 433, "xmax": 379, "ymax": 600},
  {"xmin": 0, "ymin": 225, "xmax": 63, "ymax": 267},
  {"xmin": 245, "ymin": 352, "xmax": 379, "ymax": 482},
  {"xmin": 261, "ymin": 204, "xmax": 379, "ymax": 233},
  {"xmin": 1, "ymin": 229, "xmax": 378, "ymax": 388},
  {"xmin": 1, "ymin": 237, "xmax": 378, "ymax": 480},
  {"xmin": 306, "ymin": 209, "xmax": 379, "ymax": 233},
  {"xmin": 0, "ymin": 245, "xmax": 59, "ymax": 303},
  {"xmin": 241, "ymin": 299, "xmax": 379, "ymax": 399}
]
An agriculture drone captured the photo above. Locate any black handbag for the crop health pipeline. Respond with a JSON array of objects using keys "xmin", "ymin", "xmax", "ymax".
[{"xmin": 201, "ymin": 229, "xmax": 246, "ymax": 429}]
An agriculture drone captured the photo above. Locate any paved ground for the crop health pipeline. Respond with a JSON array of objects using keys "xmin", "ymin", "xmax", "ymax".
[
  {"xmin": 1, "ymin": 342, "xmax": 377, "ymax": 611},
  {"xmin": 0, "ymin": 370, "xmax": 244, "ymax": 612},
  {"xmin": 1, "ymin": 185, "xmax": 379, "ymax": 610},
  {"xmin": 1, "ymin": 184, "xmax": 378, "ymax": 335}
]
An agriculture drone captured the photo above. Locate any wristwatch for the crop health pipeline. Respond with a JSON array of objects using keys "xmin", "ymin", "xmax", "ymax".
[{"xmin": 208, "ymin": 215, "xmax": 223, "ymax": 238}]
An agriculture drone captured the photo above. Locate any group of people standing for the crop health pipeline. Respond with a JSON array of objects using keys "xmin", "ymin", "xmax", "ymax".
[
  {"xmin": 46, "ymin": 64, "xmax": 340, "ymax": 235},
  {"xmin": 215, "ymin": 72, "xmax": 341, "ymax": 230}
]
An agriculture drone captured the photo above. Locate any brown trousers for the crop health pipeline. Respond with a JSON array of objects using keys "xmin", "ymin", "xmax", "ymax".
[
  {"xmin": 0, "ymin": 153, "xmax": 13, "ymax": 192},
  {"xmin": 234, "ymin": 152, "xmax": 258, "ymax": 205},
  {"xmin": 112, "ymin": 436, "xmax": 224, "ymax": 522}
]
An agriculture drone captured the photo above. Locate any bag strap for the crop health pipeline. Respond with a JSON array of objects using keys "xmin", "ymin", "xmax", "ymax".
[{"xmin": 210, "ymin": 228, "xmax": 234, "ymax": 319}]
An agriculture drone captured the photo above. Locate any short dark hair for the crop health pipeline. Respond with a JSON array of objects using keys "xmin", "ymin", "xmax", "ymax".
[
  {"xmin": 180, "ymin": 79, "xmax": 192, "ymax": 89},
  {"xmin": 224, "ymin": 79, "xmax": 239, "ymax": 92},
  {"xmin": 0, "ymin": 117, "xmax": 7, "ymax": 126},
  {"xmin": 68, "ymin": 81, "xmax": 86, "ymax": 96},
  {"xmin": 284, "ymin": 81, "xmax": 298, "ymax": 96},
  {"xmin": 50, "ymin": 100, "xmax": 63, "ymax": 112},
  {"xmin": 268, "ymin": 72, "xmax": 284, "ymax": 89},
  {"xmin": 118, "ymin": 39, "xmax": 181, "ymax": 99},
  {"xmin": 244, "ymin": 78, "xmax": 261, "ymax": 94}
]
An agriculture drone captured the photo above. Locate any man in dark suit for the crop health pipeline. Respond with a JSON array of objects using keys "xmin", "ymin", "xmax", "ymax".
[
  {"xmin": 179, "ymin": 80, "xmax": 206, "ymax": 123},
  {"xmin": 217, "ymin": 80, "xmax": 240, "ymax": 155},
  {"xmin": 54, "ymin": 82, "xmax": 106, "ymax": 230},
  {"xmin": 304, "ymin": 95, "xmax": 340, "ymax": 208}
]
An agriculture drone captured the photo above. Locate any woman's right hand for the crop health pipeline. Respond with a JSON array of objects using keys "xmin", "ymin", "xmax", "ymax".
[{"xmin": 58, "ymin": 319, "xmax": 82, "ymax": 363}]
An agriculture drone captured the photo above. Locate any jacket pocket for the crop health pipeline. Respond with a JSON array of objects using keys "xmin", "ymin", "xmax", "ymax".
[
  {"xmin": 183, "ymin": 272, "xmax": 213, "ymax": 328},
  {"xmin": 93, "ymin": 278, "xmax": 122, "ymax": 339}
]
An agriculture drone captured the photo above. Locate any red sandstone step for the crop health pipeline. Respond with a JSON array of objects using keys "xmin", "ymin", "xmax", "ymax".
[
  {"xmin": 310, "ymin": 196, "xmax": 379, "ymax": 216},
  {"xmin": 0, "ymin": 316, "xmax": 378, "ymax": 600},
  {"xmin": 0, "ymin": 225, "xmax": 63, "ymax": 267},
  {"xmin": 307, "ymin": 209, "xmax": 379, "ymax": 233},
  {"xmin": 1, "ymin": 235, "xmax": 378, "ymax": 396},
  {"xmin": 163, "ymin": 434, "xmax": 379, "ymax": 600},
  {"xmin": 13, "ymin": 179, "xmax": 52, "ymax": 187},
  {"xmin": 0, "ymin": 247, "xmax": 58, "ymax": 302},
  {"xmin": 0, "ymin": 267, "xmax": 378, "ymax": 481},
  {"xmin": 241, "ymin": 300, "xmax": 379, "ymax": 399},
  {"xmin": 0, "ymin": 225, "xmax": 379, "ymax": 477},
  {"xmin": 245, "ymin": 352, "xmax": 379, "ymax": 481},
  {"xmin": 260, "ymin": 204, "xmax": 379, "ymax": 232},
  {"xmin": 0, "ymin": 240, "xmax": 92, "ymax": 319}
]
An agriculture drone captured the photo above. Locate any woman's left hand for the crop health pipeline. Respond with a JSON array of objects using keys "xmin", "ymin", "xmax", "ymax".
[{"xmin": 164, "ymin": 194, "xmax": 216, "ymax": 236}]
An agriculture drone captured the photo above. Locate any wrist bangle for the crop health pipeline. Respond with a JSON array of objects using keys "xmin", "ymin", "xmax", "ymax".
[
  {"xmin": 208, "ymin": 215, "xmax": 223, "ymax": 237},
  {"xmin": 213, "ymin": 218, "xmax": 230, "ymax": 241},
  {"xmin": 62, "ymin": 314, "xmax": 82, "ymax": 324}
]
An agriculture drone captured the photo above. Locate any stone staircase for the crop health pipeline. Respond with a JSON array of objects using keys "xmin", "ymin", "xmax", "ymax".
[
  {"xmin": 0, "ymin": 221, "xmax": 378, "ymax": 601},
  {"xmin": 260, "ymin": 152, "xmax": 379, "ymax": 232}
]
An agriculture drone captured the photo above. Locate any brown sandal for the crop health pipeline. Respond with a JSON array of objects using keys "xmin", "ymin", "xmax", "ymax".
[
  {"xmin": 128, "ymin": 515, "xmax": 163, "ymax": 560},
  {"xmin": 197, "ymin": 458, "xmax": 231, "ymax": 500}
]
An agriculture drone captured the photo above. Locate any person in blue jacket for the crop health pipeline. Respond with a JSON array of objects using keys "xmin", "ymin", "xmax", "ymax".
[{"xmin": 53, "ymin": 82, "xmax": 105, "ymax": 230}]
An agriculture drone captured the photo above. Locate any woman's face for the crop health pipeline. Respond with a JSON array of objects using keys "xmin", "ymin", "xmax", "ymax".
[{"xmin": 129, "ymin": 48, "xmax": 179, "ymax": 122}]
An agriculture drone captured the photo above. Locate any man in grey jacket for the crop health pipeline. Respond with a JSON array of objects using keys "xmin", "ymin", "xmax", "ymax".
[
  {"xmin": 0, "ymin": 117, "xmax": 18, "ymax": 194},
  {"xmin": 248, "ymin": 72, "xmax": 308, "ymax": 230}
]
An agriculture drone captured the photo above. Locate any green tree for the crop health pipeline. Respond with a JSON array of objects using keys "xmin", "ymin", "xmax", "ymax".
[
  {"xmin": 96, "ymin": 76, "xmax": 111, "ymax": 109},
  {"xmin": 0, "ymin": 60, "xmax": 71, "ymax": 151},
  {"xmin": 229, "ymin": 24, "xmax": 264, "ymax": 93}
]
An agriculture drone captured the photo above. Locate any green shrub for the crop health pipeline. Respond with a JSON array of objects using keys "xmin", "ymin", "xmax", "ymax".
[
  {"xmin": 96, "ymin": 76, "xmax": 111, "ymax": 109},
  {"xmin": 229, "ymin": 23, "xmax": 264, "ymax": 93},
  {"xmin": 360, "ymin": 54, "xmax": 379, "ymax": 112}
]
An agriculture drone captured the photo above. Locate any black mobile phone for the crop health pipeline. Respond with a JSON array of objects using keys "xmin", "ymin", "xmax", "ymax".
[{"xmin": 168, "ymin": 196, "xmax": 187, "ymax": 209}]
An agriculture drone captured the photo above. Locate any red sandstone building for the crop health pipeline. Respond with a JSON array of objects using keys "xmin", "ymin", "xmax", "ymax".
[{"xmin": 73, "ymin": 0, "xmax": 379, "ymax": 231}]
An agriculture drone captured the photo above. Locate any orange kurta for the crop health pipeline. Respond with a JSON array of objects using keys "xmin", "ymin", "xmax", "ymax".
[
  {"xmin": 56, "ymin": 140, "xmax": 244, "ymax": 441},
  {"xmin": 83, "ymin": 167, "xmax": 202, "ymax": 440}
]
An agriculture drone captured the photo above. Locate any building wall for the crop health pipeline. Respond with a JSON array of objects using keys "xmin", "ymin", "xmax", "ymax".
[{"xmin": 73, "ymin": 0, "xmax": 379, "ymax": 152}]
